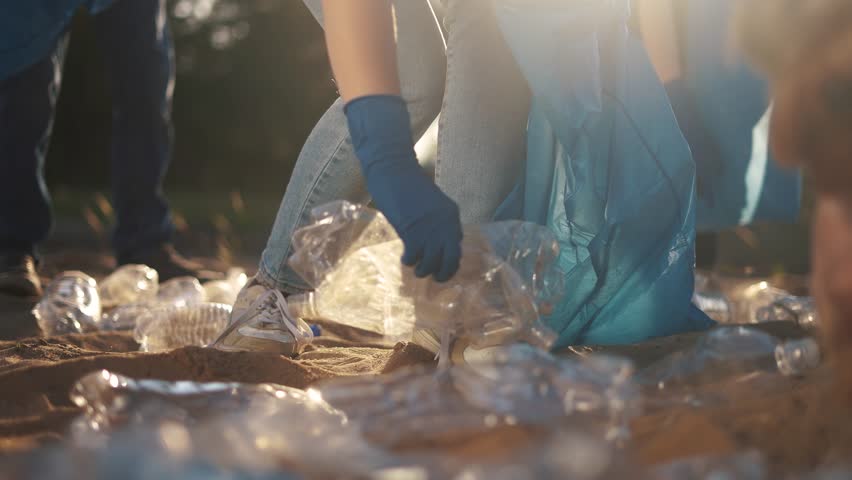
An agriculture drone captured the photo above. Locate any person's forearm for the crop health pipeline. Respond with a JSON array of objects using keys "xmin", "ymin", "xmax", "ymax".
[
  {"xmin": 321, "ymin": 0, "xmax": 401, "ymax": 102},
  {"xmin": 638, "ymin": 0, "xmax": 682, "ymax": 84}
]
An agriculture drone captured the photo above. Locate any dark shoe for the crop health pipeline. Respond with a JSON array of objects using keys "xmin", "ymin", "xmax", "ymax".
[
  {"xmin": 0, "ymin": 253, "xmax": 42, "ymax": 297},
  {"xmin": 117, "ymin": 244, "xmax": 205, "ymax": 282}
]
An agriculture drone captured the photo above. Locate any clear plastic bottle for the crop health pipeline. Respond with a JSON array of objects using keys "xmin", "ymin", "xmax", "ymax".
[
  {"xmin": 693, "ymin": 291, "xmax": 733, "ymax": 324},
  {"xmin": 730, "ymin": 281, "xmax": 790, "ymax": 324},
  {"xmin": 640, "ymin": 327, "xmax": 821, "ymax": 389},
  {"xmin": 156, "ymin": 276, "xmax": 205, "ymax": 306},
  {"xmin": 202, "ymin": 268, "xmax": 249, "ymax": 306},
  {"xmin": 100, "ymin": 303, "xmax": 151, "ymax": 331},
  {"xmin": 68, "ymin": 370, "xmax": 390, "ymax": 478},
  {"xmin": 756, "ymin": 296, "xmax": 818, "ymax": 329},
  {"xmin": 775, "ymin": 337, "xmax": 821, "ymax": 376},
  {"xmin": 652, "ymin": 451, "xmax": 766, "ymax": 480},
  {"xmin": 133, "ymin": 303, "xmax": 232, "ymax": 352},
  {"xmin": 98, "ymin": 264, "xmax": 158, "ymax": 309},
  {"xmin": 33, "ymin": 271, "xmax": 102, "ymax": 336},
  {"xmin": 288, "ymin": 239, "xmax": 416, "ymax": 339}
]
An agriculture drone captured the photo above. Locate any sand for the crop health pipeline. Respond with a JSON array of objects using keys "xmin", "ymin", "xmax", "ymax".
[
  {"xmin": 0, "ymin": 318, "xmax": 435, "ymax": 456},
  {"xmin": 0, "ymin": 267, "xmax": 850, "ymax": 476}
]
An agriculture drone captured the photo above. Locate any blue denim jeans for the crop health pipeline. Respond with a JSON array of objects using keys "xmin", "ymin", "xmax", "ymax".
[
  {"xmin": 258, "ymin": 0, "xmax": 531, "ymax": 293},
  {"xmin": 0, "ymin": 0, "xmax": 174, "ymax": 259}
]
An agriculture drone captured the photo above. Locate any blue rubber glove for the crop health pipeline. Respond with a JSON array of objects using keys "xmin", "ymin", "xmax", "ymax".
[{"xmin": 345, "ymin": 95, "xmax": 462, "ymax": 282}]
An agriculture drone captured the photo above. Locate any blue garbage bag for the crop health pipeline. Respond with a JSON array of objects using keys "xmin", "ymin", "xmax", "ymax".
[
  {"xmin": 0, "ymin": 0, "xmax": 116, "ymax": 80},
  {"xmin": 493, "ymin": 0, "xmax": 714, "ymax": 348},
  {"xmin": 668, "ymin": 0, "xmax": 801, "ymax": 231}
]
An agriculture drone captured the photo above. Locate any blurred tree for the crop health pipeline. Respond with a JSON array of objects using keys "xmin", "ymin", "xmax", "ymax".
[{"xmin": 46, "ymin": 0, "xmax": 335, "ymax": 193}]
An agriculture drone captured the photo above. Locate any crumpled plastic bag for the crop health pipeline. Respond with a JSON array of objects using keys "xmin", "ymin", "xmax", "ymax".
[
  {"xmin": 313, "ymin": 345, "xmax": 640, "ymax": 447},
  {"xmin": 492, "ymin": 0, "xmax": 714, "ymax": 348},
  {"xmin": 69, "ymin": 370, "xmax": 394, "ymax": 477},
  {"xmin": 286, "ymin": 201, "xmax": 563, "ymax": 357}
]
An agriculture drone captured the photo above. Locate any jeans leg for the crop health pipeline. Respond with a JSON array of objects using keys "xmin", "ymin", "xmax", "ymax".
[
  {"xmin": 0, "ymin": 36, "xmax": 68, "ymax": 256},
  {"xmin": 437, "ymin": 0, "xmax": 531, "ymax": 224},
  {"xmin": 94, "ymin": 0, "xmax": 175, "ymax": 258},
  {"xmin": 258, "ymin": 0, "xmax": 447, "ymax": 293}
]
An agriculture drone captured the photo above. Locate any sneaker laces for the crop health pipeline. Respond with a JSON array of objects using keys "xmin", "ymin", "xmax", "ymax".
[
  {"xmin": 215, "ymin": 289, "xmax": 312, "ymax": 348},
  {"xmin": 254, "ymin": 289, "xmax": 312, "ymax": 343}
]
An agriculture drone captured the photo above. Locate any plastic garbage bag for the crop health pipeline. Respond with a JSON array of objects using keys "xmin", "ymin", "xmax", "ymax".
[
  {"xmin": 492, "ymin": 0, "xmax": 714, "ymax": 348},
  {"xmin": 133, "ymin": 303, "xmax": 232, "ymax": 352},
  {"xmin": 98, "ymin": 264, "xmax": 158, "ymax": 309},
  {"xmin": 638, "ymin": 327, "xmax": 821, "ymax": 391},
  {"xmin": 313, "ymin": 345, "xmax": 640, "ymax": 448},
  {"xmin": 287, "ymin": 201, "xmax": 561, "ymax": 358},
  {"xmin": 665, "ymin": 0, "xmax": 801, "ymax": 231},
  {"xmin": 69, "ymin": 370, "xmax": 394, "ymax": 477},
  {"xmin": 33, "ymin": 271, "xmax": 102, "ymax": 336}
]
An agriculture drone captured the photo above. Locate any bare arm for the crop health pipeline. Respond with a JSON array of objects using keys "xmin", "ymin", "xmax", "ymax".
[
  {"xmin": 638, "ymin": 0, "xmax": 682, "ymax": 84},
  {"xmin": 321, "ymin": 0, "xmax": 401, "ymax": 102}
]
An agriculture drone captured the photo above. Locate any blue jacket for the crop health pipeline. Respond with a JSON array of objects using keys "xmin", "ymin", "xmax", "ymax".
[{"xmin": 0, "ymin": 0, "xmax": 115, "ymax": 80}]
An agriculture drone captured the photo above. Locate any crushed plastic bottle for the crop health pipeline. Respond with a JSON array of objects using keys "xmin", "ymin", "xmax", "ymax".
[
  {"xmin": 69, "ymin": 370, "xmax": 394, "ymax": 477},
  {"xmin": 133, "ymin": 303, "xmax": 232, "ymax": 352},
  {"xmin": 202, "ymin": 280, "xmax": 238, "ymax": 305},
  {"xmin": 775, "ymin": 337, "xmax": 821, "ymax": 376},
  {"xmin": 286, "ymin": 202, "xmax": 561, "ymax": 361},
  {"xmin": 100, "ymin": 303, "xmax": 152, "ymax": 331},
  {"xmin": 730, "ymin": 281, "xmax": 791, "ymax": 324},
  {"xmin": 433, "ymin": 430, "xmax": 632, "ymax": 480},
  {"xmin": 98, "ymin": 264, "xmax": 158, "ymax": 309},
  {"xmin": 1, "ymin": 429, "xmax": 302, "ymax": 480},
  {"xmin": 651, "ymin": 451, "xmax": 767, "ymax": 480},
  {"xmin": 33, "ymin": 271, "xmax": 102, "ymax": 336},
  {"xmin": 313, "ymin": 345, "xmax": 639, "ymax": 448},
  {"xmin": 156, "ymin": 276, "xmax": 206, "ymax": 306},
  {"xmin": 639, "ymin": 327, "xmax": 821, "ymax": 391},
  {"xmin": 70, "ymin": 370, "xmax": 342, "ymax": 436},
  {"xmin": 202, "ymin": 268, "xmax": 248, "ymax": 306},
  {"xmin": 756, "ymin": 296, "xmax": 818, "ymax": 329}
]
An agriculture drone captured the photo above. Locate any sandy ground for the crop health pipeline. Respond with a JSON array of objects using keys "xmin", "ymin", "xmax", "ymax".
[{"xmin": 0, "ymin": 255, "xmax": 850, "ymax": 477}]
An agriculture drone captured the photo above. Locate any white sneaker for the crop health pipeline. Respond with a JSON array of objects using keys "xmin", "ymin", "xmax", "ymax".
[{"xmin": 211, "ymin": 279, "xmax": 313, "ymax": 356}]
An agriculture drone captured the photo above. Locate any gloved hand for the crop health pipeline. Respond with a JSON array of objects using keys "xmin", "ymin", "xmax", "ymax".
[{"xmin": 345, "ymin": 95, "xmax": 462, "ymax": 282}]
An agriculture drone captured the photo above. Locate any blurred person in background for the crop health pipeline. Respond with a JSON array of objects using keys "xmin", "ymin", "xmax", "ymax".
[
  {"xmin": 738, "ymin": 0, "xmax": 852, "ymax": 400},
  {"xmin": 0, "ymin": 0, "xmax": 203, "ymax": 299},
  {"xmin": 638, "ymin": 0, "xmax": 802, "ymax": 271}
]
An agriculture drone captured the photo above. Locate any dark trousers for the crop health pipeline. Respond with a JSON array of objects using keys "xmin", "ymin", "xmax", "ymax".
[{"xmin": 0, "ymin": 0, "xmax": 175, "ymax": 259}]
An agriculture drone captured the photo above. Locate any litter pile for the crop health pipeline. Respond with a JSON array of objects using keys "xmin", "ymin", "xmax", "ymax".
[{"xmin": 2, "ymin": 202, "xmax": 847, "ymax": 479}]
